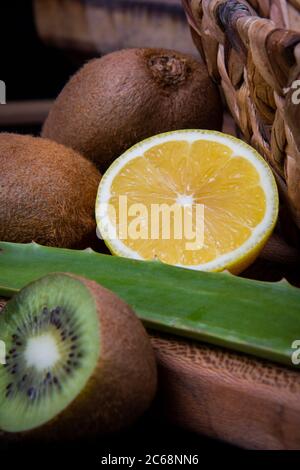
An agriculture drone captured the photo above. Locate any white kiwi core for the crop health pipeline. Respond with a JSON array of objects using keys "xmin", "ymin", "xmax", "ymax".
[{"xmin": 25, "ymin": 334, "xmax": 61, "ymax": 372}]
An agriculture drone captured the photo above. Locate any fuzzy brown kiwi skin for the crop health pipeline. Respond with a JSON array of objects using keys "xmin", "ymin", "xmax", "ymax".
[
  {"xmin": 42, "ymin": 48, "xmax": 223, "ymax": 171},
  {"xmin": 0, "ymin": 134, "xmax": 101, "ymax": 249},
  {"xmin": 2, "ymin": 275, "xmax": 157, "ymax": 441}
]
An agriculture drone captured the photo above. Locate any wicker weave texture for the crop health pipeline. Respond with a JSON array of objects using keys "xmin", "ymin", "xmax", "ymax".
[{"xmin": 183, "ymin": 0, "xmax": 300, "ymax": 240}]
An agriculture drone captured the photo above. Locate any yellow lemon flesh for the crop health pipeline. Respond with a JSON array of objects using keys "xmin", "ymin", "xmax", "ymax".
[{"xmin": 96, "ymin": 130, "xmax": 278, "ymax": 274}]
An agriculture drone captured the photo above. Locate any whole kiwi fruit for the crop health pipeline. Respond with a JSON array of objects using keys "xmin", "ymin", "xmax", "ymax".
[
  {"xmin": 0, "ymin": 133, "xmax": 101, "ymax": 248},
  {"xmin": 42, "ymin": 48, "xmax": 223, "ymax": 171},
  {"xmin": 0, "ymin": 273, "xmax": 157, "ymax": 439}
]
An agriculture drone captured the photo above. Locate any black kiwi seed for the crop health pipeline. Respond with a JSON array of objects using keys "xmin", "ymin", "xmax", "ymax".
[
  {"xmin": 50, "ymin": 313, "xmax": 62, "ymax": 328},
  {"xmin": 50, "ymin": 307, "xmax": 61, "ymax": 320},
  {"xmin": 53, "ymin": 377, "xmax": 59, "ymax": 385},
  {"xmin": 18, "ymin": 381, "xmax": 25, "ymax": 391},
  {"xmin": 27, "ymin": 388, "xmax": 37, "ymax": 400},
  {"xmin": 6, "ymin": 389, "xmax": 14, "ymax": 398}
]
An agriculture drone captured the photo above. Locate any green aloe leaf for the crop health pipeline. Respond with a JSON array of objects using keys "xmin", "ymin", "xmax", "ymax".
[{"xmin": 0, "ymin": 242, "xmax": 299, "ymax": 367}]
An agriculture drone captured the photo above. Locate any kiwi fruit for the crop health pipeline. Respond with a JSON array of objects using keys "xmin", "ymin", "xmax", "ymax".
[
  {"xmin": 0, "ymin": 133, "xmax": 101, "ymax": 248},
  {"xmin": 0, "ymin": 273, "xmax": 157, "ymax": 438},
  {"xmin": 42, "ymin": 48, "xmax": 223, "ymax": 171}
]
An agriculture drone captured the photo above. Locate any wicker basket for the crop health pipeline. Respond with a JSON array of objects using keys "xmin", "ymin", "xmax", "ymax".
[{"xmin": 182, "ymin": 0, "xmax": 300, "ymax": 246}]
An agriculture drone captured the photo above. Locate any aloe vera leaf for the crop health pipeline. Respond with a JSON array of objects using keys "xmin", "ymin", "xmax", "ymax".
[{"xmin": 0, "ymin": 242, "xmax": 299, "ymax": 367}]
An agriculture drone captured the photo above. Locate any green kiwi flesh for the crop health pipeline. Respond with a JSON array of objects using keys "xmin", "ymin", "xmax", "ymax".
[
  {"xmin": 0, "ymin": 274, "xmax": 157, "ymax": 437},
  {"xmin": 0, "ymin": 274, "xmax": 100, "ymax": 432}
]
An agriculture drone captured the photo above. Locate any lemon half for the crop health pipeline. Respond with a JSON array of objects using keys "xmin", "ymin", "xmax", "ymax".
[{"xmin": 96, "ymin": 130, "xmax": 278, "ymax": 274}]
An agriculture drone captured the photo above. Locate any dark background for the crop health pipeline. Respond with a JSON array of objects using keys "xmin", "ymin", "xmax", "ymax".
[
  {"xmin": 0, "ymin": 1, "xmax": 76, "ymax": 101},
  {"xmin": 0, "ymin": 0, "xmax": 78, "ymax": 135}
]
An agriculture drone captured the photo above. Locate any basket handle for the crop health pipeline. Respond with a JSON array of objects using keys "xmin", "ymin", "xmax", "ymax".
[
  {"xmin": 216, "ymin": 0, "xmax": 253, "ymax": 56},
  {"xmin": 217, "ymin": 0, "xmax": 252, "ymax": 29},
  {"xmin": 181, "ymin": 0, "xmax": 202, "ymax": 35}
]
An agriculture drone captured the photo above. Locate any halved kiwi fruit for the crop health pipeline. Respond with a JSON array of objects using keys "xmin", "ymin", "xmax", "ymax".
[{"xmin": 0, "ymin": 273, "xmax": 157, "ymax": 438}]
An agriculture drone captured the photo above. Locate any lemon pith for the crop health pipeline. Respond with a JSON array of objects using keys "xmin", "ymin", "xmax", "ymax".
[{"xmin": 96, "ymin": 130, "xmax": 278, "ymax": 274}]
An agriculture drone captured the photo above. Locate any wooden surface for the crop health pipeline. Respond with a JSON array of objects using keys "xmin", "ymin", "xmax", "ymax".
[
  {"xmin": 151, "ymin": 334, "xmax": 300, "ymax": 450},
  {"xmin": 33, "ymin": 0, "xmax": 197, "ymax": 58},
  {"xmin": 0, "ymin": 101, "xmax": 52, "ymax": 126}
]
